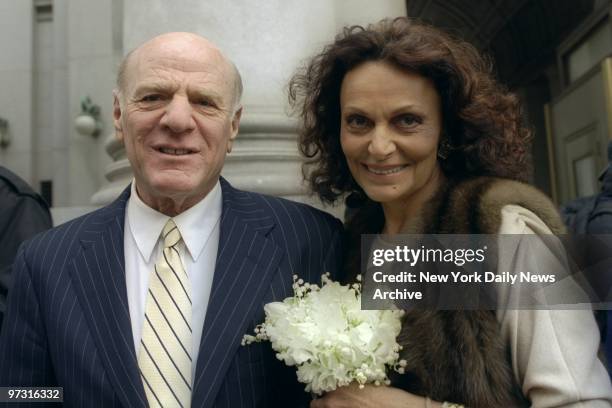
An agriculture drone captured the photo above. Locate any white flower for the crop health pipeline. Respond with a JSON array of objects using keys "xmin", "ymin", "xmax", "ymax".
[{"xmin": 242, "ymin": 273, "xmax": 406, "ymax": 395}]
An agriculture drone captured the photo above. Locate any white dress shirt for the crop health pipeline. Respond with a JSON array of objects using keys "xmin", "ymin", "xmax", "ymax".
[{"xmin": 124, "ymin": 180, "xmax": 222, "ymax": 379}]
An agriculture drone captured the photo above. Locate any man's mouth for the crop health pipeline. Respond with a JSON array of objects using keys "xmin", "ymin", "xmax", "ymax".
[{"xmin": 156, "ymin": 147, "xmax": 195, "ymax": 156}]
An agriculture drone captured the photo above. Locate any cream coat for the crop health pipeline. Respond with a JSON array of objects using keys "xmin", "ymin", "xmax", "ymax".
[{"xmin": 497, "ymin": 204, "xmax": 612, "ymax": 407}]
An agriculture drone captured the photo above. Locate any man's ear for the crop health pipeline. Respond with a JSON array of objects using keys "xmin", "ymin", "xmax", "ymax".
[
  {"xmin": 227, "ymin": 106, "xmax": 242, "ymax": 153},
  {"xmin": 113, "ymin": 90, "xmax": 124, "ymax": 143}
]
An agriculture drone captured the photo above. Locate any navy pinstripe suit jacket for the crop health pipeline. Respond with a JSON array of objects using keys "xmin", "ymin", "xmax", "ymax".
[{"xmin": 0, "ymin": 178, "xmax": 344, "ymax": 407}]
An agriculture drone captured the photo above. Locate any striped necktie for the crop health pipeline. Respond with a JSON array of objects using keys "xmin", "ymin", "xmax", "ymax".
[{"xmin": 139, "ymin": 219, "xmax": 192, "ymax": 407}]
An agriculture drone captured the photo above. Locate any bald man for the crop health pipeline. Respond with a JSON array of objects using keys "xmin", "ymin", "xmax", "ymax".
[{"xmin": 0, "ymin": 33, "xmax": 343, "ymax": 408}]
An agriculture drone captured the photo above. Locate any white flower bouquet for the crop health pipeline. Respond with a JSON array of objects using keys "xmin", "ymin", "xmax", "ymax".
[{"xmin": 242, "ymin": 274, "xmax": 406, "ymax": 395}]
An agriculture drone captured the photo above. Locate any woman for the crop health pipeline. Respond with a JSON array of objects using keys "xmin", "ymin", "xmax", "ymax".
[{"xmin": 290, "ymin": 17, "xmax": 611, "ymax": 407}]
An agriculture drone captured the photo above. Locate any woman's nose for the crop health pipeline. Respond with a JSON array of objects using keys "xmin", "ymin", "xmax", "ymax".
[{"xmin": 368, "ymin": 126, "xmax": 396, "ymax": 159}]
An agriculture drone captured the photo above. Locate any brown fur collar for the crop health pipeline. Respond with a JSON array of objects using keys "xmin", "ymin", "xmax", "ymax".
[
  {"xmin": 391, "ymin": 310, "xmax": 525, "ymax": 407},
  {"xmin": 390, "ymin": 177, "xmax": 562, "ymax": 407},
  {"xmin": 415, "ymin": 177, "xmax": 565, "ymax": 234}
]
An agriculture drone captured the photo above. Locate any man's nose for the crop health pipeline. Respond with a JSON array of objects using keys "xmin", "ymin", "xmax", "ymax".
[
  {"xmin": 160, "ymin": 95, "xmax": 196, "ymax": 134},
  {"xmin": 368, "ymin": 126, "xmax": 396, "ymax": 159}
]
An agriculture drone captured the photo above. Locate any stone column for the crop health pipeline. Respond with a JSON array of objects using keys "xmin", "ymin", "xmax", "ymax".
[{"xmin": 92, "ymin": 0, "xmax": 406, "ymax": 218}]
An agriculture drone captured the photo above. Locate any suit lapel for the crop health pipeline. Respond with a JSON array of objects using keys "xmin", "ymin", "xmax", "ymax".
[
  {"xmin": 192, "ymin": 178, "xmax": 282, "ymax": 407},
  {"xmin": 69, "ymin": 187, "xmax": 148, "ymax": 408}
]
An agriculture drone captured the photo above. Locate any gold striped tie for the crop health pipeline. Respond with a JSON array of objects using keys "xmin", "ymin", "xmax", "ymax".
[{"xmin": 139, "ymin": 219, "xmax": 192, "ymax": 407}]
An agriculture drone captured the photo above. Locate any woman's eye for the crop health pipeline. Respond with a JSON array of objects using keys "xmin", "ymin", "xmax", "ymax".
[
  {"xmin": 395, "ymin": 114, "xmax": 422, "ymax": 128},
  {"xmin": 346, "ymin": 115, "xmax": 371, "ymax": 129}
]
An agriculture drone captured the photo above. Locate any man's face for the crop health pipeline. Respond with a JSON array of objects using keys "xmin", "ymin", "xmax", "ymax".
[{"xmin": 114, "ymin": 34, "xmax": 241, "ymax": 214}]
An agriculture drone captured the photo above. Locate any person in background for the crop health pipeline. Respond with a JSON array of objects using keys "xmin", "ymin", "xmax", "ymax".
[
  {"xmin": 560, "ymin": 142, "xmax": 612, "ymax": 236},
  {"xmin": 590, "ymin": 142, "xmax": 612, "ymax": 370},
  {"xmin": 0, "ymin": 166, "xmax": 52, "ymax": 330},
  {"xmin": 291, "ymin": 17, "xmax": 611, "ymax": 407},
  {"xmin": 561, "ymin": 140, "xmax": 612, "ymax": 374}
]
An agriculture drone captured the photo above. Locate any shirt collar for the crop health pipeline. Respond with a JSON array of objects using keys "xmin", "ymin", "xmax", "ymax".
[{"xmin": 126, "ymin": 180, "xmax": 223, "ymax": 263}]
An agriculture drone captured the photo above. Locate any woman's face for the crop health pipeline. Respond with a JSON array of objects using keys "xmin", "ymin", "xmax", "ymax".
[{"xmin": 340, "ymin": 61, "xmax": 443, "ymax": 208}]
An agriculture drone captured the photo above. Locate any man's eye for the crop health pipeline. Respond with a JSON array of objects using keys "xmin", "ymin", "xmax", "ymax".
[
  {"xmin": 395, "ymin": 114, "xmax": 422, "ymax": 128},
  {"xmin": 194, "ymin": 97, "xmax": 218, "ymax": 109},
  {"xmin": 346, "ymin": 115, "xmax": 371, "ymax": 129},
  {"xmin": 141, "ymin": 94, "xmax": 163, "ymax": 102}
]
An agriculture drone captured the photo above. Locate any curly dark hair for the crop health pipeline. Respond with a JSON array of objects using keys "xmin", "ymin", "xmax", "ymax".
[{"xmin": 289, "ymin": 17, "xmax": 532, "ymax": 206}]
